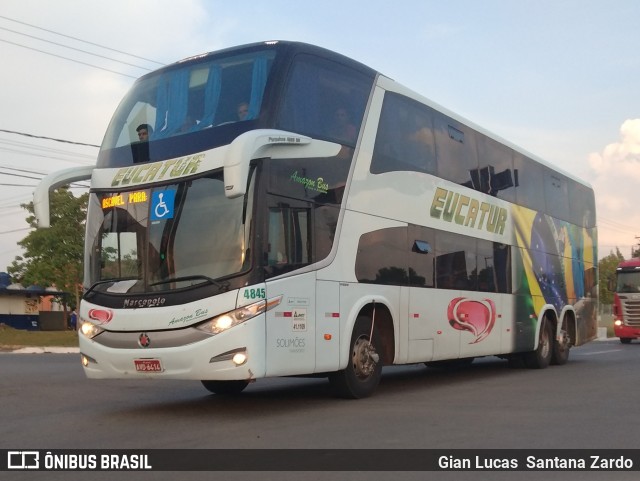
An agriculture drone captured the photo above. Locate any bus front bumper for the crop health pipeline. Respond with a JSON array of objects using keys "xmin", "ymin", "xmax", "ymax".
[{"xmin": 78, "ymin": 322, "xmax": 266, "ymax": 381}]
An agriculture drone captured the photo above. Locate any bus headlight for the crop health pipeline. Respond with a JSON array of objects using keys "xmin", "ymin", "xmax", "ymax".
[
  {"xmin": 196, "ymin": 296, "xmax": 282, "ymax": 336},
  {"xmin": 80, "ymin": 321, "xmax": 104, "ymax": 339}
]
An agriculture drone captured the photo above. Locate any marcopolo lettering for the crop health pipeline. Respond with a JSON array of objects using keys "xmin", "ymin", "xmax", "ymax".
[
  {"xmin": 430, "ymin": 187, "xmax": 508, "ymax": 235},
  {"xmin": 111, "ymin": 154, "xmax": 204, "ymax": 187},
  {"xmin": 122, "ymin": 297, "xmax": 166, "ymax": 308}
]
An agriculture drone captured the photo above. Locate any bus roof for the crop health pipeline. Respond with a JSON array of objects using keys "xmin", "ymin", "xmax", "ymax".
[
  {"xmin": 161, "ymin": 40, "xmax": 377, "ymax": 79},
  {"xmin": 144, "ymin": 40, "xmax": 592, "ymax": 190}
]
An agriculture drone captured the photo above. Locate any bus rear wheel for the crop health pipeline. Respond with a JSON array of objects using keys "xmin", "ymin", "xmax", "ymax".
[
  {"xmin": 329, "ymin": 316, "xmax": 382, "ymax": 399},
  {"xmin": 551, "ymin": 319, "xmax": 571, "ymax": 365},
  {"xmin": 201, "ymin": 380, "xmax": 249, "ymax": 395},
  {"xmin": 523, "ymin": 318, "xmax": 552, "ymax": 369}
]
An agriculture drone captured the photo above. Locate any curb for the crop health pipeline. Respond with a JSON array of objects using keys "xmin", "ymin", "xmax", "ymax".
[{"xmin": 5, "ymin": 346, "xmax": 80, "ymax": 354}]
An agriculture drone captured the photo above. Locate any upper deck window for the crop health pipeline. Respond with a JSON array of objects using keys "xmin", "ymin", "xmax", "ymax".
[
  {"xmin": 99, "ymin": 50, "xmax": 275, "ymax": 166},
  {"xmin": 276, "ymin": 54, "xmax": 373, "ymax": 146}
]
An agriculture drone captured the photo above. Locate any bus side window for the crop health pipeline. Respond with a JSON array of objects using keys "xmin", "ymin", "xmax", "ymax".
[
  {"xmin": 433, "ymin": 113, "xmax": 478, "ymax": 188},
  {"xmin": 544, "ymin": 170, "xmax": 570, "ymax": 222},
  {"xmin": 435, "ymin": 231, "xmax": 476, "ymax": 291},
  {"xmin": 475, "ymin": 136, "xmax": 516, "ymax": 202},
  {"xmin": 371, "ymin": 92, "xmax": 436, "ymax": 175},
  {"xmin": 267, "ymin": 204, "xmax": 312, "ymax": 268},
  {"xmin": 354, "ymin": 227, "xmax": 409, "ymax": 285},
  {"xmin": 277, "ymin": 54, "xmax": 372, "ymax": 146}
]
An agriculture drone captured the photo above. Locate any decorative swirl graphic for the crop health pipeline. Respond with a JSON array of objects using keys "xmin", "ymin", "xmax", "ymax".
[
  {"xmin": 88, "ymin": 308, "xmax": 114, "ymax": 325},
  {"xmin": 447, "ymin": 297, "xmax": 496, "ymax": 343}
]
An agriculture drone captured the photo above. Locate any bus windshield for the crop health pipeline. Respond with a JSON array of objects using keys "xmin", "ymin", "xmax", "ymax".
[
  {"xmin": 99, "ymin": 49, "xmax": 276, "ymax": 164},
  {"xmin": 84, "ymin": 170, "xmax": 253, "ymax": 294}
]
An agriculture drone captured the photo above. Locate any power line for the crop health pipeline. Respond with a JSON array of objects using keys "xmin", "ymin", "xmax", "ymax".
[
  {"xmin": 0, "ymin": 146, "xmax": 95, "ymax": 166},
  {"xmin": 0, "ymin": 26, "xmax": 153, "ymax": 71},
  {"xmin": 0, "ymin": 14, "xmax": 164, "ymax": 66},
  {"xmin": 0, "ymin": 138, "xmax": 95, "ymax": 161},
  {"xmin": 0, "ymin": 171, "xmax": 42, "ymax": 181},
  {"xmin": 0, "ymin": 38, "xmax": 139, "ymax": 79},
  {"xmin": 0, "ymin": 164, "xmax": 47, "ymax": 176},
  {"xmin": 0, "ymin": 227, "xmax": 30, "ymax": 235},
  {"xmin": 0, "ymin": 168, "xmax": 90, "ymax": 189},
  {"xmin": 0, "ymin": 129, "xmax": 99, "ymax": 147}
]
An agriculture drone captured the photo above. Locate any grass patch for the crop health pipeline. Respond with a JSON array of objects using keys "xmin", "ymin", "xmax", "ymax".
[{"xmin": 0, "ymin": 324, "xmax": 79, "ymax": 348}]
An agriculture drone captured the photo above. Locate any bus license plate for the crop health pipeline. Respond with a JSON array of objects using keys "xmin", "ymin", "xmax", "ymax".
[{"xmin": 134, "ymin": 359, "xmax": 163, "ymax": 373}]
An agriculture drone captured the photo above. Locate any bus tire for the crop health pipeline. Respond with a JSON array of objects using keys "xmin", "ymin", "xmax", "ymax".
[
  {"xmin": 201, "ymin": 380, "xmax": 249, "ymax": 395},
  {"xmin": 551, "ymin": 318, "xmax": 571, "ymax": 365},
  {"xmin": 329, "ymin": 316, "xmax": 382, "ymax": 399},
  {"xmin": 620, "ymin": 338, "xmax": 633, "ymax": 344},
  {"xmin": 524, "ymin": 318, "xmax": 552, "ymax": 369}
]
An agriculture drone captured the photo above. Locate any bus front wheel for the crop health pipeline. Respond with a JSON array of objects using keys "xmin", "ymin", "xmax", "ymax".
[
  {"xmin": 329, "ymin": 316, "xmax": 382, "ymax": 399},
  {"xmin": 201, "ymin": 380, "xmax": 249, "ymax": 395}
]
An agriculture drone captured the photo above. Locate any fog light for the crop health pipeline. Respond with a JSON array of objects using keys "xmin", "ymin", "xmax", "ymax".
[
  {"xmin": 232, "ymin": 352, "xmax": 248, "ymax": 366},
  {"xmin": 614, "ymin": 320, "xmax": 623, "ymax": 327},
  {"xmin": 80, "ymin": 353, "xmax": 97, "ymax": 366},
  {"xmin": 210, "ymin": 348, "xmax": 248, "ymax": 364}
]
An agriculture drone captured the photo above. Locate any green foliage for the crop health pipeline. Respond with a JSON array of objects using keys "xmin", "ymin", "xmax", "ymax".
[
  {"xmin": 0, "ymin": 324, "xmax": 79, "ymax": 348},
  {"xmin": 7, "ymin": 188, "xmax": 88, "ymax": 307},
  {"xmin": 598, "ymin": 247, "xmax": 625, "ymax": 305}
]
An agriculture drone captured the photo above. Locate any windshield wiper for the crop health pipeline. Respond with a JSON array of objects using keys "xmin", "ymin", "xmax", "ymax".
[
  {"xmin": 149, "ymin": 275, "xmax": 229, "ymax": 291},
  {"xmin": 84, "ymin": 277, "xmax": 140, "ymax": 297}
]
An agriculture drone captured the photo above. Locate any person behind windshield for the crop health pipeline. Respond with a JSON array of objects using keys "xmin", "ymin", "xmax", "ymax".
[
  {"xmin": 136, "ymin": 124, "xmax": 153, "ymax": 141},
  {"xmin": 237, "ymin": 102, "xmax": 250, "ymax": 121},
  {"xmin": 329, "ymin": 107, "xmax": 356, "ymax": 143}
]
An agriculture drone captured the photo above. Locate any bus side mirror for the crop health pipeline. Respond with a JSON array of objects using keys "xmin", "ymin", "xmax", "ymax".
[
  {"xmin": 223, "ymin": 129, "xmax": 339, "ymax": 198},
  {"xmin": 33, "ymin": 166, "xmax": 95, "ymax": 228},
  {"xmin": 608, "ymin": 277, "xmax": 616, "ymax": 292},
  {"xmin": 223, "ymin": 130, "xmax": 310, "ymax": 198}
]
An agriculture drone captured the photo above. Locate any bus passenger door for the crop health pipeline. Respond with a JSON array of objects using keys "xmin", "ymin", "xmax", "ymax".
[{"xmin": 263, "ymin": 199, "xmax": 316, "ymax": 377}]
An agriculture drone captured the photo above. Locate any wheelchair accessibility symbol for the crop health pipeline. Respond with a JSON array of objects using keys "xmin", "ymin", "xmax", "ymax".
[{"xmin": 151, "ymin": 189, "xmax": 176, "ymax": 220}]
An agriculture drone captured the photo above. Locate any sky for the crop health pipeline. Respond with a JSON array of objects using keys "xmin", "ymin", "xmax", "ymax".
[{"xmin": 0, "ymin": 0, "xmax": 639, "ymax": 273}]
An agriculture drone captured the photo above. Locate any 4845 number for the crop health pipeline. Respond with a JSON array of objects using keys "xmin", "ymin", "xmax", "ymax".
[{"xmin": 243, "ymin": 287, "xmax": 266, "ymax": 300}]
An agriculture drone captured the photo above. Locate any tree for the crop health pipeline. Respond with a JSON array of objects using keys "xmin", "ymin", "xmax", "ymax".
[
  {"xmin": 8, "ymin": 187, "xmax": 88, "ymax": 309},
  {"xmin": 598, "ymin": 247, "xmax": 625, "ymax": 305}
]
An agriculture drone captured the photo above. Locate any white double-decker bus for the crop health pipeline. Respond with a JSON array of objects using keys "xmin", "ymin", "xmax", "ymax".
[{"xmin": 35, "ymin": 41, "xmax": 597, "ymax": 398}]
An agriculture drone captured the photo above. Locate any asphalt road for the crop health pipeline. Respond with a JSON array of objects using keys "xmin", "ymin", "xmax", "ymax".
[{"xmin": 2, "ymin": 339, "xmax": 639, "ymax": 481}]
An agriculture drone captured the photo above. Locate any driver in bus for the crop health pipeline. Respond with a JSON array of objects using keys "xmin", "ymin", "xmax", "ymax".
[
  {"xmin": 237, "ymin": 102, "xmax": 250, "ymax": 121},
  {"xmin": 136, "ymin": 124, "xmax": 153, "ymax": 142},
  {"xmin": 329, "ymin": 107, "xmax": 356, "ymax": 143}
]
